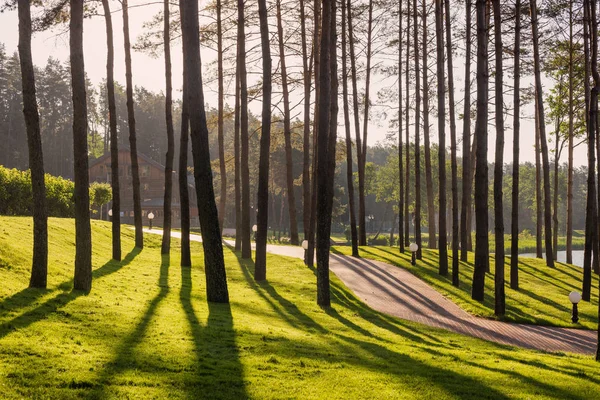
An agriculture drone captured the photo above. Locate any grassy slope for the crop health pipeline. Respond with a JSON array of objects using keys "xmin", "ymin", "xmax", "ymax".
[
  {"xmin": 0, "ymin": 217, "xmax": 598, "ymax": 399},
  {"xmin": 332, "ymin": 245, "xmax": 599, "ymax": 329}
]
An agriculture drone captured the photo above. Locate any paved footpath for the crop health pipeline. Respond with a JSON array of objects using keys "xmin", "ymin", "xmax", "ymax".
[{"xmin": 146, "ymin": 229, "xmax": 597, "ymax": 355}]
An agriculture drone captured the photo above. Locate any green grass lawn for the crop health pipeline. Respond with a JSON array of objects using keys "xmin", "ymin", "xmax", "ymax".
[
  {"xmin": 1, "ymin": 216, "xmax": 600, "ymax": 399},
  {"xmin": 332, "ymin": 245, "xmax": 599, "ymax": 330}
]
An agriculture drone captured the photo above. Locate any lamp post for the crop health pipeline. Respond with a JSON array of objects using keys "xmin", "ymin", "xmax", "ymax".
[
  {"xmin": 148, "ymin": 211, "xmax": 155, "ymax": 230},
  {"xmin": 302, "ymin": 240, "xmax": 308, "ymax": 265},
  {"xmin": 569, "ymin": 291, "xmax": 582, "ymax": 323},
  {"xmin": 252, "ymin": 224, "xmax": 257, "ymax": 241},
  {"xmin": 108, "ymin": 209, "xmax": 112, "ymax": 221},
  {"xmin": 409, "ymin": 242, "xmax": 419, "ymax": 266},
  {"xmin": 368, "ymin": 214, "xmax": 374, "ymax": 233}
]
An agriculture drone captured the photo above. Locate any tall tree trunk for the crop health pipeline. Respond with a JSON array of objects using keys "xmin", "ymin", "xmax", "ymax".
[
  {"xmin": 102, "ymin": 0, "xmax": 121, "ymax": 262},
  {"xmin": 300, "ymin": 0, "xmax": 312, "ymax": 243},
  {"xmin": 217, "ymin": 0, "xmax": 227, "ymax": 233},
  {"xmin": 234, "ymin": 45, "xmax": 242, "ymax": 252},
  {"xmin": 583, "ymin": 0, "xmax": 597, "ymax": 301},
  {"xmin": 361, "ymin": 0, "xmax": 373, "ymax": 187},
  {"xmin": 347, "ymin": 0, "xmax": 366, "ymax": 246},
  {"xmin": 277, "ymin": 0, "xmax": 299, "ymax": 246},
  {"xmin": 492, "ymin": 0, "xmax": 505, "ymax": 316},
  {"xmin": 405, "ymin": 0, "xmax": 411, "ymax": 247},
  {"xmin": 566, "ymin": 0, "xmax": 574, "ymax": 266},
  {"xmin": 161, "ymin": 0, "xmax": 175, "ymax": 255},
  {"xmin": 306, "ymin": 0, "xmax": 321, "ymax": 267},
  {"xmin": 71, "ymin": 0, "xmax": 92, "ymax": 292},
  {"xmin": 316, "ymin": 0, "xmax": 337, "ymax": 307},
  {"xmin": 255, "ymin": 0, "xmax": 272, "ymax": 281},
  {"xmin": 530, "ymin": 0, "xmax": 554, "ymax": 267},
  {"xmin": 535, "ymin": 102, "xmax": 543, "ymax": 258},
  {"xmin": 413, "ymin": 0, "xmax": 422, "ymax": 259},
  {"xmin": 553, "ymin": 109, "xmax": 561, "ymax": 261},
  {"xmin": 511, "ymin": 0, "xmax": 521, "ymax": 289},
  {"xmin": 178, "ymin": 72, "xmax": 191, "ymax": 267},
  {"xmin": 397, "ymin": 0, "xmax": 404, "ymax": 254},
  {"xmin": 342, "ymin": 0, "xmax": 359, "ymax": 257},
  {"xmin": 122, "ymin": 0, "xmax": 143, "ymax": 249},
  {"xmin": 180, "ymin": 0, "xmax": 229, "ymax": 302},
  {"xmin": 238, "ymin": 0, "xmax": 251, "ymax": 259},
  {"xmin": 18, "ymin": 0, "xmax": 48, "ymax": 288},
  {"xmin": 436, "ymin": 0, "xmax": 447, "ymax": 275},
  {"xmin": 445, "ymin": 0, "xmax": 459, "ymax": 286},
  {"xmin": 423, "ymin": 0, "xmax": 436, "ymax": 250},
  {"xmin": 472, "ymin": 0, "xmax": 489, "ymax": 301}
]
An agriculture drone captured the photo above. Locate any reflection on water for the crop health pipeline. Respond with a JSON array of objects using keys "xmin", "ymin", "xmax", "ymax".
[{"xmin": 518, "ymin": 250, "xmax": 584, "ymax": 268}]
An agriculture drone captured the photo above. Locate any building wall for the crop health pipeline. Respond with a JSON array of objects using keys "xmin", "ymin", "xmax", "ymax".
[{"xmin": 89, "ymin": 150, "xmax": 199, "ymax": 228}]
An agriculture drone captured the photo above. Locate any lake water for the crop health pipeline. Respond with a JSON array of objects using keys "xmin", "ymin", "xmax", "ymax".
[{"xmin": 519, "ymin": 250, "xmax": 584, "ymax": 268}]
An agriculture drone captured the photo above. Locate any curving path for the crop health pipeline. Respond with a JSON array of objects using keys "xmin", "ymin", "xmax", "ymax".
[{"xmin": 145, "ymin": 229, "xmax": 597, "ymax": 355}]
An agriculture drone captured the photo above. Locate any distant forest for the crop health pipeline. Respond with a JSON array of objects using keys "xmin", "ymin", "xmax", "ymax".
[{"xmin": 0, "ymin": 42, "xmax": 588, "ymax": 237}]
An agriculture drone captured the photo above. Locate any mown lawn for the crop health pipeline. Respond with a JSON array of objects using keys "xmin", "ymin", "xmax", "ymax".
[
  {"xmin": 1, "ymin": 216, "xmax": 600, "ymax": 399},
  {"xmin": 332, "ymin": 245, "xmax": 599, "ymax": 330}
]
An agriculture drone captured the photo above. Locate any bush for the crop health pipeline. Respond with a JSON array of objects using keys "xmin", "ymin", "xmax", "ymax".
[
  {"xmin": 0, "ymin": 165, "xmax": 94, "ymax": 218},
  {"xmin": 368, "ymin": 236, "xmax": 389, "ymax": 246}
]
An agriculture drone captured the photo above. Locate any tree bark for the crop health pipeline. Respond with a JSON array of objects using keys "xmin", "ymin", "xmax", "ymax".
[
  {"xmin": 530, "ymin": 0, "xmax": 554, "ymax": 267},
  {"xmin": 277, "ymin": 0, "xmax": 299, "ymax": 246},
  {"xmin": 347, "ymin": 0, "xmax": 365, "ymax": 246},
  {"xmin": 511, "ymin": 0, "xmax": 521, "ymax": 289},
  {"xmin": 234, "ymin": 46, "xmax": 242, "ymax": 252},
  {"xmin": 583, "ymin": 0, "xmax": 597, "ymax": 302},
  {"xmin": 180, "ymin": 0, "xmax": 229, "ymax": 302},
  {"xmin": 300, "ymin": 0, "xmax": 311, "ymax": 244},
  {"xmin": 566, "ymin": 0, "xmax": 574, "ymax": 266},
  {"xmin": 398, "ymin": 0, "xmax": 404, "ymax": 254},
  {"xmin": 472, "ymin": 0, "xmax": 489, "ymax": 301},
  {"xmin": 18, "ymin": 0, "xmax": 48, "ymax": 288},
  {"xmin": 445, "ymin": 0, "xmax": 459, "ymax": 286},
  {"xmin": 102, "ymin": 0, "xmax": 121, "ymax": 262},
  {"xmin": 161, "ymin": 0, "xmax": 175, "ymax": 255},
  {"xmin": 361, "ymin": 0, "xmax": 373, "ymax": 198},
  {"xmin": 535, "ymin": 99, "xmax": 543, "ymax": 258},
  {"xmin": 122, "ymin": 0, "xmax": 143, "ymax": 249},
  {"xmin": 217, "ymin": 0, "xmax": 227, "ymax": 233},
  {"xmin": 405, "ymin": 0, "xmax": 411, "ymax": 247},
  {"xmin": 71, "ymin": 0, "xmax": 92, "ymax": 292},
  {"xmin": 436, "ymin": 0, "xmax": 447, "ymax": 275},
  {"xmin": 254, "ymin": 0, "xmax": 272, "ymax": 281},
  {"xmin": 316, "ymin": 0, "xmax": 337, "ymax": 307},
  {"xmin": 178, "ymin": 78, "xmax": 191, "ymax": 267},
  {"xmin": 413, "ymin": 0, "xmax": 422, "ymax": 259},
  {"xmin": 492, "ymin": 0, "xmax": 505, "ymax": 316},
  {"xmin": 342, "ymin": 0, "xmax": 359, "ymax": 257},
  {"xmin": 237, "ymin": 0, "xmax": 251, "ymax": 259},
  {"xmin": 423, "ymin": 0, "xmax": 436, "ymax": 250}
]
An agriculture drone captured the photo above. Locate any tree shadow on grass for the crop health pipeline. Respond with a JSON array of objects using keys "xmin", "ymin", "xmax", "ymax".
[
  {"xmin": 230, "ymin": 249, "xmax": 327, "ymax": 334},
  {"xmin": 428, "ymin": 347, "xmax": 594, "ymax": 400},
  {"xmin": 89, "ymin": 253, "xmax": 170, "ymax": 398},
  {"xmin": 0, "ymin": 246, "xmax": 141, "ymax": 339},
  {"xmin": 180, "ymin": 264, "xmax": 246, "ymax": 399}
]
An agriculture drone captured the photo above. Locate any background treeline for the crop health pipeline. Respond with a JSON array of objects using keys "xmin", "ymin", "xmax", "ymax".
[{"xmin": 0, "ymin": 38, "xmax": 590, "ymax": 241}]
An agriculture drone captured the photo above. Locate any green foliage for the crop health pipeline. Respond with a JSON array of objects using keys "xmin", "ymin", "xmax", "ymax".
[
  {"xmin": 0, "ymin": 166, "xmax": 75, "ymax": 217},
  {"xmin": 368, "ymin": 236, "xmax": 389, "ymax": 246},
  {"xmin": 89, "ymin": 182, "xmax": 112, "ymax": 208}
]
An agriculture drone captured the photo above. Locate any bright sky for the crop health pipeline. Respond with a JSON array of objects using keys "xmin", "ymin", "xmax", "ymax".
[{"xmin": 0, "ymin": 1, "xmax": 589, "ymax": 167}]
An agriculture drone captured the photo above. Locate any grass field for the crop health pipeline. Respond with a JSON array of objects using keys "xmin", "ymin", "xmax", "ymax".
[
  {"xmin": 332, "ymin": 245, "xmax": 599, "ymax": 329},
  {"xmin": 1, "ymin": 216, "xmax": 600, "ymax": 399}
]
